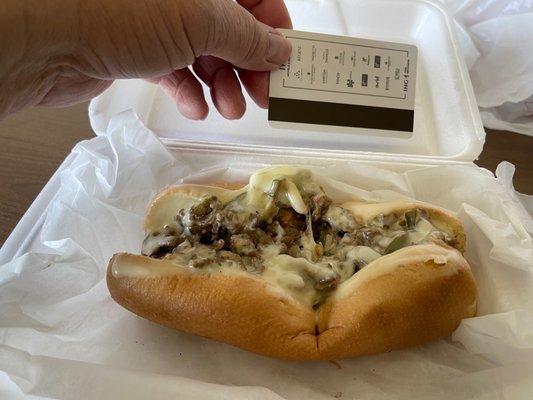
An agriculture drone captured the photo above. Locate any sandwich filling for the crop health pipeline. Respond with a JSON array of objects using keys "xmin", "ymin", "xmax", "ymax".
[{"xmin": 136, "ymin": 167, "xmax": 459, "ymax": 307}]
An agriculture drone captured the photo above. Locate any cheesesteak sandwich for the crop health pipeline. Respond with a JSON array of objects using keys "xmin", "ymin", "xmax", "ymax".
[{"xmin": 107, "ymin": 166, "xmax": 477, "ymax": 360}]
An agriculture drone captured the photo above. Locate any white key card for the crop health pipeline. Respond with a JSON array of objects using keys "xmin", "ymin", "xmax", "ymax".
[{"xmin": 268, "ymin": 29, "xmax": 417, "ymax": 137}]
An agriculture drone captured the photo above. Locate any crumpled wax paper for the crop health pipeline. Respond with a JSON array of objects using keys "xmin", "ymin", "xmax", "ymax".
[
  {"xmin": 442, "ymin": 0, "xmax": 533, "ymax": 135},
  {"xmin": 1, "ymin": 111, "xmax": 532, "ymax": 400}
]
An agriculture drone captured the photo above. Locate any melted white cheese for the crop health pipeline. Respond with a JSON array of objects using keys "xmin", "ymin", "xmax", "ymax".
[
  {"xmin": 114, "ymin": 166, "xmax": 454, "ymax": 307},
  {"xmin": 247, "ymin": 166, "xmax": 312, "ymax": 215}
]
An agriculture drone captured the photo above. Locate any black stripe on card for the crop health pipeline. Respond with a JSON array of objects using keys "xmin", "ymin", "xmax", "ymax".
[{"xmin": 268, "ymin": 97, "xmax": 414, "ymax": 132}]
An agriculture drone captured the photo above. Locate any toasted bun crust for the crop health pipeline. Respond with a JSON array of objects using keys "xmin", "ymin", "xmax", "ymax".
[
  {"xmin": 107, "ymin": 181, "xmax": 477, "ymax": 360},
  {"xmin": 144, "ymin": 184, "xmax": 243, "ymax": 232},
  {"xmin": 107, "ymin": 243, "xmax": 476, "ymax": 360}
]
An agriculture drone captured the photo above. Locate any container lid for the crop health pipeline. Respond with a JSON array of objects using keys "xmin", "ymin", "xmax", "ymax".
[{"xmin": 89, "ymin": 0, "xmax": 485, "ymax": 164}]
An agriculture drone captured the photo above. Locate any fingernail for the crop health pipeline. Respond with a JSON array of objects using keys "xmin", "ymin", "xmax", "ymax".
[{"xmin": 266, "ymin": 31, "xmax": 292, "ymax": 65}]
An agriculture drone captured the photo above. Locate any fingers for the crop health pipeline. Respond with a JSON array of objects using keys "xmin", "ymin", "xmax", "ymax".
[
  {"xmin": 149, "ymin": 0, "xmax": 294, "ymax": 120},
  {"xmin": 151, "ymin": 69, "xmax": 208, "ymax": 120},
  {"xmin": 236, "ymin": 0, "xmax": 293, "ymax": 29},
  {"xmin": 193, "ymin": 56, "xmax": 246, "ymax": 120},
  {"xmin": 150, "ymin": 57, "xmax": 247, "ymax": 120},
  {"xmin": 237, "ymin": 70, "xmax": 269, "ymax": 109},
  {"xmin": 203, "ymin": 2, "xmax": 291, "ymax": 71},
  {"xmin": 234, "ymin": 0, "xmax": 293, "ymax": 109}
]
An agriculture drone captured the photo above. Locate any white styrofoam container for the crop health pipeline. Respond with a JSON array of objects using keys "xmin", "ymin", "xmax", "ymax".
[{"xmin": 89, "ymin": 0, "xmax": 486, "ymax": 165}]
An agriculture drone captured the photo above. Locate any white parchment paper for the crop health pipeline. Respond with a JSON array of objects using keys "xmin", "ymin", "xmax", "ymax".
[
  {"xmin": 441, "ymin": 0, "xmax": 533, "ymax": 135},
  {"xmin": 1, "ymin": 112, "xmax": 532, "ymax": 399}
]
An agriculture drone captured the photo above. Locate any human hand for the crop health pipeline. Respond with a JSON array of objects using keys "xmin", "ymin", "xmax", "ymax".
[{"xmin": 0, "ymin": 0, "xmax": 292, "ymax": 120}]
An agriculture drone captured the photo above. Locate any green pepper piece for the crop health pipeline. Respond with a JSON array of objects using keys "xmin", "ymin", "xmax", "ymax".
[{"xmin": 405, "ymin": 209, "xmax": 418, "ymax": 230}]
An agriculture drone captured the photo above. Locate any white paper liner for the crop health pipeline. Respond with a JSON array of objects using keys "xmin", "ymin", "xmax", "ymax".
[
  {"xmin": 442, "ymin": 0, "xmax": 533, "ymax": 136},
  {"xmin": 1, "ymin": 112, "xmax": 532, "ymax": 399}
]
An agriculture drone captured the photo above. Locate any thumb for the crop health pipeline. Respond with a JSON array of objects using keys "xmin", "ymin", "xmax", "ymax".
[{"xmin": 201, "ymin": 1, "xmax": 292, "ymax": 71}]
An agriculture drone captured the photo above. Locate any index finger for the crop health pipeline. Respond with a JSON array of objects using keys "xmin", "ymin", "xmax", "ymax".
[{"xmin": 237, "ymin": 0, "xmax": 293, "ymax": 29}]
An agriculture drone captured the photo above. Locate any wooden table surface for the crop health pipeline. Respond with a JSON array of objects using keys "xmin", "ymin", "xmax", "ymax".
[{"xmin": 0, "ymin": 102, "xmax": 532, "ymax": 248}]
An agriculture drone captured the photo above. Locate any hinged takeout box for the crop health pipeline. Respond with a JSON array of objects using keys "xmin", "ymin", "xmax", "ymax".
[
  {"xmin": 90, "ymin": 0, "xmax": 486, "ymax": 164},
  {"xmin": 1, "ymin": 0, "xmax": 532, "ymax": 399}
]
